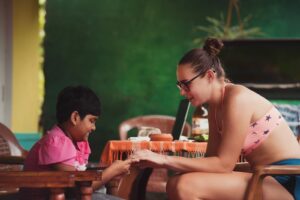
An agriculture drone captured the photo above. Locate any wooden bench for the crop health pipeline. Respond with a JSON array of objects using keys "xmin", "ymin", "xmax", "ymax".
[{"xmin": 0, "ymin": 170, "xmax": 102, "ymax": 200}]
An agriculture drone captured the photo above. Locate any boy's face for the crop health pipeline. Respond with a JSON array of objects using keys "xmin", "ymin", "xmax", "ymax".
[{"xmin": 71, "ymin": 113, "xmax": 98, "ymax": 141}]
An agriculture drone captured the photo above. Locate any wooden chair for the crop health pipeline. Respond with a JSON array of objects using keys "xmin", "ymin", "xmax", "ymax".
[
  {"xmin": 0, "ymin": 122, "xmax": 28, "ymax": 196},
  {"xmin": 0, "ymin": 122, "xmax": 137, "ymax": 200},
  {"xmin": 246, "ymin": 165, "xmax": 300, "ymax": 200},
  {"xmin": 0, "ymin": 122, "xmax": 28, "ymax": 170},
  {"xmin": 119, "ymin": 115, "xmax": 191, "ymax": 140},
  {"xmin": 118, "ymin": 115, "xmax": 192, "ymax": 193},
  {"xmin": 245, "ymin": 135, "xmax": 300, "ymax": 200}
]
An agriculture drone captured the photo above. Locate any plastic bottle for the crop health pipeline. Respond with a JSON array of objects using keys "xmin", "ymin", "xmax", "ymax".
[{"xmin": 192, "ymin": 106, "xmax": 209, "ymax": 136}]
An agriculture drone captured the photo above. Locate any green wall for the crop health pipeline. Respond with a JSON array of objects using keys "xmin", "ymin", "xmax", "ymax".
[{"xmin": 43, "ymin": 0, "xmax": 300, "ymax": 161}]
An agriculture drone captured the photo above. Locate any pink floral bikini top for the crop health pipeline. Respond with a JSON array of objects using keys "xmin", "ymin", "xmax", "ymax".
[{"xmin": 216, "ymin": 85, "xmax": 284, "ymax": 156}]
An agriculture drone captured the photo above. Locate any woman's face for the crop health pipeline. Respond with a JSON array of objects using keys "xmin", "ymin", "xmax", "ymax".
[{"xmin": 176, "ymin": 64, "xmax": 212, "ymax": 106}]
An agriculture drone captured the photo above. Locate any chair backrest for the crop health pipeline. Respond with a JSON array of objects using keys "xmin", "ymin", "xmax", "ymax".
[
  {"xmin": 0, "ymin": 122, "xmax": 27, "ymax": 171},
  {"xmin": 119, "ymin": 115, "xmax": 192, "ymax": 140}
]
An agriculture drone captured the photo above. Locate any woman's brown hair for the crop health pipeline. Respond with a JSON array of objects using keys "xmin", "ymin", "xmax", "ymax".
[{"xmin": 178, "ymin": 38, "xmax": 226, "ymax": 79}]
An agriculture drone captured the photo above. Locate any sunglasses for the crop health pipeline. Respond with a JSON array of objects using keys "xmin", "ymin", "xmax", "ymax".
[{"xmin": 176, "ymin": 72, "xmax": 203, "ymax": 91}]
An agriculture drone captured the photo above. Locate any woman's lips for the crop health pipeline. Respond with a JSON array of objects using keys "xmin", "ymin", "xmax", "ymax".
[
  {"xmin": 187, "ymin": 96, "xmax": 193, "ymax": 100},
  {"xmin": 187, "ymin": 97, "xmax": 194, "ymax": 102}
]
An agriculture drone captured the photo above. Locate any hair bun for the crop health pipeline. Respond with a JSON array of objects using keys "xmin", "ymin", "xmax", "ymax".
[{"xmin": 203, "ymin": 38, "xmax": 224, "ymax": 57}]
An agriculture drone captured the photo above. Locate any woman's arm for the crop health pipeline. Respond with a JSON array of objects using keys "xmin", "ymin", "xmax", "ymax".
[
  {"xmin": 135, "ymin": 150, "xmax": 237, "ymax": 173},
  {"xmin": 205, "ymin": 106, "xmax": 221, "ymax": 157}
]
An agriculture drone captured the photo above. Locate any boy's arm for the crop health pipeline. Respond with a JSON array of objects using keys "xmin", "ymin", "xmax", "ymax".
[
  {"xmin": 92, "ymin": 167, "xmax": 117, "ymax": 190},
  {"xmin": 92, "ymin": 159, "xmax": 133, "ymax": 191}
]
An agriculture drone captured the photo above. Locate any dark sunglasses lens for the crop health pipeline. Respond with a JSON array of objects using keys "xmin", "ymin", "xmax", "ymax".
[
  {"xmin": 176, "ymin": 81, "xmax": 189, "ymax": 91},
  {"xmin": 176, "ymin": 82, "xmax": 182, "ymax": 89},
  {"xmin": 182, "ymin": 83, "xmax": 189, "ymax": 91}
]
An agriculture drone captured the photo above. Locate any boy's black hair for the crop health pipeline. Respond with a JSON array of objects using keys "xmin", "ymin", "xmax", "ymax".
[{"xmin": 56, "ymin": 85, "xmax": 101, "ymax": 124}]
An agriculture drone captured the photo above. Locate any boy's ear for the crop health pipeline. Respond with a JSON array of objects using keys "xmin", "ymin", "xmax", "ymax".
[{"xmin": 70, "ymin": 111, "xmax": 80, "ymax": 126}]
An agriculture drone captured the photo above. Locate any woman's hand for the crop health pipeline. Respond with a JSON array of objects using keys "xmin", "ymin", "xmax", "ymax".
[{"xmin": 131, "ymin": 149, "xmax": 167, "ymax": 168}]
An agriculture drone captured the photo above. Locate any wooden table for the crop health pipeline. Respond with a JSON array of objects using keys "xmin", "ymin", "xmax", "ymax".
[
  {"xmin": 100, "ymin": 140, "xmax": 207, "ymax": 166},
  {"xmin": 0, "ymin": 170, "xmax": 102, "ymax": 200},
  {"xmin": 100, "ymin": 140, "xmax": 207, "ymax": 200}
]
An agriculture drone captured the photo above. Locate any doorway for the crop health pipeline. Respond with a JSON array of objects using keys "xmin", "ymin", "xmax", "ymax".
[{"xmin": 0, "ymin": 0, "xmax": 12, "ymax": 127}]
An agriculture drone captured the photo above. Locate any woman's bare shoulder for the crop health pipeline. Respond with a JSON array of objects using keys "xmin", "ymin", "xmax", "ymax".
[
  {"xmin": 225, "ymin": 84, "xmax": 267, "ymax": 102},
  {"xmin": 226, "ymin": 83, "xmax": 249, "ymax": 93},
  {"xmin": 224, "ymin": 84, "xmax": 253, "ymax": 103},
  {"xmin": 225, "ymin": 84, "xmax": 272, "ymax": 116}
]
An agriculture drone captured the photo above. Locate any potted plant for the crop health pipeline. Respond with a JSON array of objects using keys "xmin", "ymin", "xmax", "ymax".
[{"xmin": 193, "ymin": 0, "xmax": 264, "ymax": 46}]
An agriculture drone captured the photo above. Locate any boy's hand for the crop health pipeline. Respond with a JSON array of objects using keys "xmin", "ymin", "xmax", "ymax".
[
  {"xmin": 101, "ymin": 157, "xmax": 141, "ymax": 185},
  {"xmin": 109, "ymin": 158, "xmax": 138, "ymax": 177}
]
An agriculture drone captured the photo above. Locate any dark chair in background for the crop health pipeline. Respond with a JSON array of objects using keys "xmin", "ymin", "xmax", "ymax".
[
  {"xmin": 118, "ymin": 115, "xmax": 192, "ymax": 193},
  {"xmin": 0, "ymin": 122, "xmax": 28, "ymax": 168},
  {"xmin": 0, "ymin": 122, "xmax": 28, "ymax": 197}
]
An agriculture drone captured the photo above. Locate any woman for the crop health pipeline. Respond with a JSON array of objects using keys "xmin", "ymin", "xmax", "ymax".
[{"xmin": 133, "ymin": 38, "xmax": 300, "ymax": 200}]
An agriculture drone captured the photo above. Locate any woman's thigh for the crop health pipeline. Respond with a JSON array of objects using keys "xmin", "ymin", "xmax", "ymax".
[{"xmin": 167, "ymin": 171, "xmax": 294, "ymax": 200}]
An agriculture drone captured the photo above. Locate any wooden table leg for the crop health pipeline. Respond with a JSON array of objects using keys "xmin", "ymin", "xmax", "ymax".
[
  {"xmin": 131, "ymin": 168, "xmax": 153, "ymax": 200},
  {"xmin": 106, "ymin": 167, "xmax": 153, "ymax": 200},
  {"xmin": 49, "ymin": 188, "xmax": 65, "ymax": 200},
  {"xmin": 77, "ymin": 181, "xmax": 93, "ymax": 200}
]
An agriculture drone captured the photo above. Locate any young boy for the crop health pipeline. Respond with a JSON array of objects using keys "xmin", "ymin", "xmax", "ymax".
[{"xmin": 22, "ymin": 85, "xmax": 131, "ymax": 200}]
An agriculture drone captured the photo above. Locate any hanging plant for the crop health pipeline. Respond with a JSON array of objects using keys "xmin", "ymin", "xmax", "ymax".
[{"xmin": 193, "ymin": 0, "xmax": 264, "ymax": 46}]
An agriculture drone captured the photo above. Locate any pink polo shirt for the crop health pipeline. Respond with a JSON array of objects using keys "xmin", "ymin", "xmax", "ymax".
[{"xmin": 24, "ymin": 125, "xmax": 91, "ymax": 171}]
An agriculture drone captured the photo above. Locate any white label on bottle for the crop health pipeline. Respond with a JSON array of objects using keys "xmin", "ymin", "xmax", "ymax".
[
  {"xmin": 199, "ymin": 119, "xmax": 209, "ymax": 129},
  {"xmin": 192, "ymin": 118, "xmax": 209, "ymax": 135}
]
